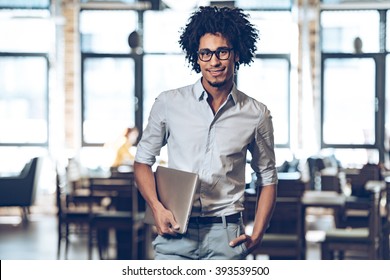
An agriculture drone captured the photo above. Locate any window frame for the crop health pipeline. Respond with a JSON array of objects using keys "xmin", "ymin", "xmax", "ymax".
[
  {"xmin": 320, "ymin": 8, "xmax": 388, "ymax": 162},
  {"xmin": 0, "ymin": 3, "xmax": 50, "ymax": 148},
  {"xmin": 80, "ymin": 52, "xmax": 143, "ymax": 147},
  {"xmin": 79, "ymin": 7, "xmax": 143, "ymax": 147}
]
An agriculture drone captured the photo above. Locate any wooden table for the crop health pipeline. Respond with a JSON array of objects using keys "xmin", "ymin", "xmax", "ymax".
[
  {"xmin": 301, "ymin": 190, "xmax": 346, "ymax": 259},
  {"xmin": 87, "ymin": 172, "xmax": 149, "ymax": 259}
]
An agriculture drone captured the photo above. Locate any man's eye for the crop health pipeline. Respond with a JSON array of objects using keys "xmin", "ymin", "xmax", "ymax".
[
  {"xmin": 218, "ymin": 50, "xmax": 228, "ymax": 55},
  {"xmin": 201, "ymin": 50, "xmax": 211, "ymax": 55}
]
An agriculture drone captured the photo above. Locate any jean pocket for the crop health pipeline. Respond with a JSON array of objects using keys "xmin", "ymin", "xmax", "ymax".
[{"xmin": 225, "ymin": 223, "xmax": 247, "ymax": 256}]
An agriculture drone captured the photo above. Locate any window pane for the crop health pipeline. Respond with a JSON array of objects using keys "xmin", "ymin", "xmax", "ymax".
[
  {"xmin": 247, "ymin": 11, "xmax": 295, "ymax": 54},
  {"xmin": 143, "ymin": 54, "xmax": 201, "ymax": 125},
  {"xmin": 80, "ymin": 10, "xmax": 138, "ymax": 53},
  {"xmin": 143, "ymin": 10, "xmax": 192, "ymax": 53},
  {"xmin": 321, "ymin": 10, "xmax": 379, "ymax": 53},
  {"xmin": 237, "ymin": 58, "xmax": 290, "ymax": 145},
  {"xmin": 0, "ymin": 56, "xmax": 48, "ymax": 143},
  {"xmin": 0, "ymin": 11, "xmax": 51, "ymax": 52},
  {"xmin": 323, "ymin": 58, "xmax": 375, "ymax": 145},
  {"xmin": 83, "ymin": 57, "xmax": 135, "ymax": 143}
]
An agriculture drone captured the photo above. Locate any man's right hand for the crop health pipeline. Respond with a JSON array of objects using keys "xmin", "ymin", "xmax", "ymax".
[
  {"xmin": 134, "ymin": 162, "xmax": 181, "ymax": 236},
  {"xmin": 153, "ymin": 207, "xmax": 180, "ymax": 236}
]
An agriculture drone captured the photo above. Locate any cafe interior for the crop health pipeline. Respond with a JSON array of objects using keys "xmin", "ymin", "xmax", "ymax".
[{"xmin": 1, "ymin": 0, "xmax": 390, "ymax": 260}]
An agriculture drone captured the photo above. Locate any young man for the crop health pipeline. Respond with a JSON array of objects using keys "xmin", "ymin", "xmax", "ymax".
[{"xmin": 134, "ymin": 6, "xmax": 277, "ymax": 260}]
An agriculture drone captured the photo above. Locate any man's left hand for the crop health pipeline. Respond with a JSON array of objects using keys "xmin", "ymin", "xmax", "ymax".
[{"xmin": 229, "ymin": 234, "xmax": 260, "ymax": 252}]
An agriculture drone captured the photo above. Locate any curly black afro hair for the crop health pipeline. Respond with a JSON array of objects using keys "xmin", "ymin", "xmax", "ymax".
[{"xmin": 179, "ymin": 6, "xmax": 259, "ymax": 73}]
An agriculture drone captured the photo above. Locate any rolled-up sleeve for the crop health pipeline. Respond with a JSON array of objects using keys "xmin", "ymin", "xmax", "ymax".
[
  {"xmin": 249, "ymin": 107, "xmax": 278, "ymax": 187},
  {"xmin": 135, "ymin": 92, "xmax": 168, "ymax": 166}
]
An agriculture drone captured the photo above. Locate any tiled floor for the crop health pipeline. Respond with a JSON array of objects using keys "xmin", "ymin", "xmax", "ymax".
[{"xmin": 0, "ymin": 193, "xmax": 328, "ymax": 260}]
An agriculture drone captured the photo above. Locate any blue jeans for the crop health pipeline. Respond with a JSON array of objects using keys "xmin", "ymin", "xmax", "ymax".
[{"xmin": 152, "ymin": 217, "xmax": 248, "ymax": 260}]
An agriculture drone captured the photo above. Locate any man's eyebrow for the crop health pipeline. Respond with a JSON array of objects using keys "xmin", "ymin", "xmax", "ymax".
[{"xmin": 198, "ymin": 47, "xmax": 230, "ymax": 51}]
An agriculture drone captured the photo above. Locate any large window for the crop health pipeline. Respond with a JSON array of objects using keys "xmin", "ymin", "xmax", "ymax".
[
  {"xmin": 80, "ymin": 10, "xmax": 139, "ymax": 145},
  {"xmin": 0, "ymin": 8, "xmax": 50, "ymax": 147},
  {"xmin": 0, "ymin": 2, "xmax": 51, "ymax": 183},
  {"xmin": 320, "ymin": 8, "xmax": 388, "ymax": 165}
]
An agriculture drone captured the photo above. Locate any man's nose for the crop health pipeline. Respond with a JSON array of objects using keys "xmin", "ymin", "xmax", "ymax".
[{"xmin": 209, "ymin": 53, "xmax": 222, "ymax": 65}]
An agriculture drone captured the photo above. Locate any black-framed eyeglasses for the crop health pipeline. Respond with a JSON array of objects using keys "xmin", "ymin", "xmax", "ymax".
[{"xmin": 197, "ymin": 47, "xmax": 234, "ymax": 62}]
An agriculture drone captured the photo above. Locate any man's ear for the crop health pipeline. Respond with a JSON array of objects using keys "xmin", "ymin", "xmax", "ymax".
[{"xmin": 234, "ymin": 52, "xmax": 240, "ymax": 62}]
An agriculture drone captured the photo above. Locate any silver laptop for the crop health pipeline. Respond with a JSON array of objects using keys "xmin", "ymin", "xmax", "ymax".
[{"xmin": 144, "ymin": 166, "xmax": 199, "ymax": 234}]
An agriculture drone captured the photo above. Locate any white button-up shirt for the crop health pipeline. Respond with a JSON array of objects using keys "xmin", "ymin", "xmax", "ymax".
[{"xmin": 135, "ymin": 79, "xmax": 277, "ymax": 217}]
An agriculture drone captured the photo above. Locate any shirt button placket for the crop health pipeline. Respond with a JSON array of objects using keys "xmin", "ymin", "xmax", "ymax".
[{"xmin": 199, "ymin": 123, "xmax": 213, "ymax": 214}]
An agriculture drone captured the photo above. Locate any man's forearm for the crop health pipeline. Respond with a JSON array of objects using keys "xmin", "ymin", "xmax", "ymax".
[
  {"xmin": 250, "ymin": 184, "xmax": 277, "ymax": 243},
  {"xmin": 134, "ymin": 161, "xmax": 161, "ymax": 211}
]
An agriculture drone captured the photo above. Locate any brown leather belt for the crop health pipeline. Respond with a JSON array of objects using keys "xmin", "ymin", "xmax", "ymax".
[{"xmin": 188, "ymin": 213, "xmax": 241, "ymax": 224}]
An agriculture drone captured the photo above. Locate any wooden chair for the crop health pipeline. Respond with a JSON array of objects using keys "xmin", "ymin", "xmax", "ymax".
[
  {"xmin": 321, "ymin": 174, "xmax": 341, "ymax": 193},
  {"xmin": 56, "ymin": 170, "xmax": 91, "ymax": 259},
  {"xmin": 87, "ymin": 174, "xmax": 146, "ymax": 260},
  {"xmin": 349, "ymin": 164, "xmax": 382, "ymax": 197},
  {"xmin": 0, "ymin": 157, "xmax": 42, "ymax": 222},
  {"xmin": 338, "ymin": 164, "xmax": 383, "ymax": 229},
  {"xmin": 244, "ymin": 186, "xmax": 304, "ymax": 259},
  {"xmin": 320, "ymin": 185, "xmax": 382, "ymax": 259}
]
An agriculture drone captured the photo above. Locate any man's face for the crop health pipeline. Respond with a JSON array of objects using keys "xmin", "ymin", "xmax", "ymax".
[{"xmin": 197, "ymin": 33, "xmax": 238, "ymax": 90}]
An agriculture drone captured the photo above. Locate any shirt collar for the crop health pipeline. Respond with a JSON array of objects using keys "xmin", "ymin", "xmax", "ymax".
[
  {"xmin": 194, "ymin": 78, "xmax": 205, "ymax": 101},
  {"xmin": 194, "ymin": 78, "xmax": 238, "ymax": 105}
]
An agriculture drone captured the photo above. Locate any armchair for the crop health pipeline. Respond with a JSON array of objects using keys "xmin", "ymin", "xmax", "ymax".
[{"xmin": 0, "ymin": 157, "xmax": 42, "ymax": 221}]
